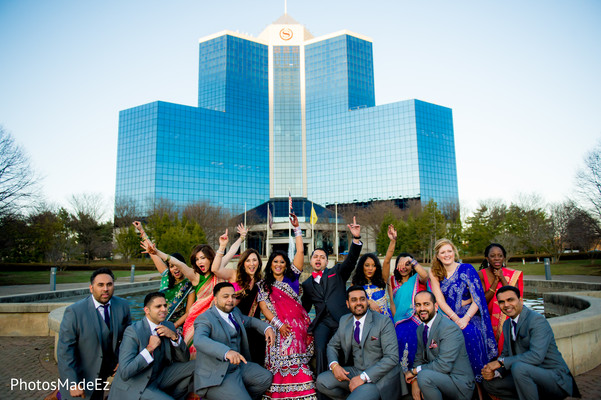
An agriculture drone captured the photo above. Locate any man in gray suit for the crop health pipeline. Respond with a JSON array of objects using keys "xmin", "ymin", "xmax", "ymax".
[
  {"xmin": 58, "ymin": 268, "xmax": 131, "ymax": 399},
  {"xmin": 482, "ymin": 285, "xmax": 580, "ymax": 400},
  {"xmin": 109, "ymin": 292, "xmax": 194, "ymax": 400},
  {"xmin": 404, "ymin": 291, "xmax": 474, "ymax": 400},
  {"xmin": 193, "ymin": 282, "xmax": 275, "ymax": 400},
  {"xmin": 315, "ymin": 285, "xmax": 400, "ymax": 400}
]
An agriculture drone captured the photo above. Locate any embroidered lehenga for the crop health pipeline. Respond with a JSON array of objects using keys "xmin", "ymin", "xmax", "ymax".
[{"xmin": 257, "ymin": 265, "xmax": 316, "ymax": 400}]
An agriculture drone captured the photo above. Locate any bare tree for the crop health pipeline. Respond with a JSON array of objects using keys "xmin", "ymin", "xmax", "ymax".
[
  {"xmin": 576, "ymin": 140, "xmax": 601, "ymax": 222},
  {"xmin": 0, "ymin": 126, "xmax": 38, "ymax": 217},
  {"xmin": 548, "ymin": 200, "xmax": 577, "ymax": 262},
  {"xmin": 182, "ymin": 201, "xmax": 233, "ymax": 248}
]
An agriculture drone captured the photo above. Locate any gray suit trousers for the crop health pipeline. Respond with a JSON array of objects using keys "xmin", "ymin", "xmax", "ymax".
[
  {"xmin": 199, "ymin": 361, "xmax": 271, "ymax": 400},
  {"xmin": 482, "ymin": 361, "xmax": 568, "ymax": 400},
  {"xmin": 316, "ymin": 367, "xmax": 380, "ymax": 400},
  {"xmin": 140, "ymin": 360, "xmax": 195, "ymax": 400},
  {"xmin": 417, "ymin": 369, "xmax": 473, "ymax": 400}
]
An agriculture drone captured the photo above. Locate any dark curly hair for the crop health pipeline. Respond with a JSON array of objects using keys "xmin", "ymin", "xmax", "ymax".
[
  {"xmin": 479, "ymin": 243, "xmax": 507, "ymax": 270},
  {"xmin": 352, "ymin": 253, "xmax": 386, "ymax": 289},
  {"xmin": 393, "ymin": 252, "xmax": 415, "ymax": 282},
  {"xmin": 236, "ymin": 249, "xmax": 263, "ymax": 294},
  {"xmin": 166, "ymin": 252, "xmax": 187, "ymax": 288},
  {"xmin": 189, "ymin": 244, "xmax": 215, "ymax": 276},
  {"xmin": 262, "ymin": 250, "xmax": 295, "ymax": 296}
]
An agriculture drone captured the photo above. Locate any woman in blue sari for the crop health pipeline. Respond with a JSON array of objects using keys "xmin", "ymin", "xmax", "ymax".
[
  {"xmin": 351, "ymin": 253, "xmax": 392, "ymax": 320},
  {"xmin": 383, "ymin": 225, "xmax": 428, "ymax": 372},
  {"xmin": 429, "ymin": 238, "xmax": 497, "ymax": 397}
]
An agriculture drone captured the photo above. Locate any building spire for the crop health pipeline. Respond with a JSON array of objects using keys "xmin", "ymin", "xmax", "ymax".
[{"xmin": 284, "ymin": 0, "xmax": 287, "ymax": 15}]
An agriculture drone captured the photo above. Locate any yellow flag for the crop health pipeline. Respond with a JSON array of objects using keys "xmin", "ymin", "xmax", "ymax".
[{"xmin": 310, "ymin": 203, "xmax": 318, "ymax": 225}]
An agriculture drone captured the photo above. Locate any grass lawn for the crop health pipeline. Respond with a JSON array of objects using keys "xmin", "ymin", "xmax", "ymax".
[
  {"xmin": 0, "ymin": 269, "xmax": 156, "ymax": 286},
  {"xmin": 506, "ymin": 258, "xmax": 601, "ymax": 276}
]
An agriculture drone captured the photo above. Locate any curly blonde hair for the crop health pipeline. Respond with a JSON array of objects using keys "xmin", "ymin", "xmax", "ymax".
[{"xmin": 431, "ymin": 238, "xmax": 459, "ymax": 282}]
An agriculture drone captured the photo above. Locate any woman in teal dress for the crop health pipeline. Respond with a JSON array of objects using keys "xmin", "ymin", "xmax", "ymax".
[{"xmin": 351, "ymin": 253, "xmax": 392, "ymax": 320}]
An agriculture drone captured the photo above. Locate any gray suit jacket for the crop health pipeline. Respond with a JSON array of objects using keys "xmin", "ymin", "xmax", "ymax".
[
  {"xmin": 57, "ymin": 295, "xmax": 131, "ymax": 400},
  {"xmin": 501, "ymin": 306, "xmax": 574, "ymax": 396},
  {"xmin": 414, "ymin": 313, "xmax": 475, "ymax": 395},
  {"xmin": 327, "ymin": 310, "xmax": 400, "ymax": 397},
  {"xmin": 109, "ymin": 318, "xmax": 190, "ymax": 399},
  {"xmin": 193, "ymin": 305, "xmax": 270, "ymax": 392}
]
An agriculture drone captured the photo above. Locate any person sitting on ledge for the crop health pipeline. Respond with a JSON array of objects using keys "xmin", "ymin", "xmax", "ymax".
[
  {"xmin": 481, "ymin": 285, "xmax": 581, "ymax": 400},
  {"xmin": 109, "ymin": 292, "xmax": 194, "ymax": 400}
]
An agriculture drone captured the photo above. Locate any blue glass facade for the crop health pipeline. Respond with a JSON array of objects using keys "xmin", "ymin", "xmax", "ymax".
[
  {"xmin": 116, "ymin": 35, "xmax": 269, "ymax": 213},
  {"xmin": 115, "ymin": 17, "xmax": 459, "ymax": 215}
]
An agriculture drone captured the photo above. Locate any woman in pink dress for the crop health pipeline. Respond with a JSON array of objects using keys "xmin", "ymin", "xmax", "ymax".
[{"xmin": 257, "ymin": 214, "xmax": 316, "ymax": 400}]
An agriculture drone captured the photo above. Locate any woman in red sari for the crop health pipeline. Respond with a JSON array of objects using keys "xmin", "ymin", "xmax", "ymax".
[
  {"xmin": 478, "ymin": 243, "xmax": 523, "ymax": 354},
  {"xmin": 257, "ymin": 214, "xmax": 316, "ymax": 400}
]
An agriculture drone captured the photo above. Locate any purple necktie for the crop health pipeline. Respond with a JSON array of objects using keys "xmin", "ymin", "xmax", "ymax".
[
  {"xmin": 228, "ymin": 314, "xmax": 240, "ymax": 331},
  {"xmin": 354, "ymin": 320, "xmax": 361, "ymax": 344},
  {"xmin": 423, "ymin": 324, "xmax": 429, "ymax": 347},
  {"xmin": 101, "ymin": 304, "xmax": 110, "ymax": 329},
  {"xmin": 511, "ymin": 320, "xmax": 517, "ymax": 339}
]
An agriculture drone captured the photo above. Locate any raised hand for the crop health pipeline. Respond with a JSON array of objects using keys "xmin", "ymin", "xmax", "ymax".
[
  {"xmin": 347, "ymin": 216, "xmax": 361, "ymax": 238},
  {"xmin": 236, "ymin": 223, "xmax": 248, "ymax": 239},
  {"xmin": 132, "ymin": 220, "xmax": 145, "ymax": 235},
  {"xmin": 290, "ymin": 212, "xmax": 299, "ymax": 228},
  {"xmin": 218, "ymin": 229, "xmax": 229, "ymax": 247},
  {"xmin": 387, "ymin": 224, "xmax": 397, "ymax": 241},
  {"xmin": 140, "ymin": 241, "xmax": 157, "ymax": 255}
]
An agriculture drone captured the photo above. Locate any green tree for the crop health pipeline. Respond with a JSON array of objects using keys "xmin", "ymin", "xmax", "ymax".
[{"xmin": 114, "ymin": 225, "xmax": 142, "ymax": 262}]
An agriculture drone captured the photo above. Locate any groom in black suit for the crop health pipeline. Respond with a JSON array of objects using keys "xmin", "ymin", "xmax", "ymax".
[{"xmin": 302, "ymin": 216, "xmax": 363, "ymax": 385}]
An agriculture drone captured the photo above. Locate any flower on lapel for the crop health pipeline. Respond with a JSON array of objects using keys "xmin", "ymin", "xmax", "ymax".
[
  {"xmin": 370, "ymin": 336, "xmax": 378, "ymax": 341},
  {"xmin": 429, "ymin": 339, "xmax": 438, "ymax": 349}
]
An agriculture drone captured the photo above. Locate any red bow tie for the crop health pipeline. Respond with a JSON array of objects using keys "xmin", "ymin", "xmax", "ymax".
[{"xmin": 312, "ymin": 271, "xmax": 323, "ymax": 279}]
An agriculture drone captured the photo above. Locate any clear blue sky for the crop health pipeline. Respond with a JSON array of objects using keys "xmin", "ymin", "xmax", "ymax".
[{"xmin": 1, "ymin": 0, "xmax": 600, "ymax": 219}]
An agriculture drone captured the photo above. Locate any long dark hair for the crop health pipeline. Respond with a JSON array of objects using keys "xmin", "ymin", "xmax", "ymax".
[
  {"xmin": 352, "ymin": 253, "xmax": 386, "ymax": 288},
  {"xmin": 236, "ymin": 249, "xmax": 263, "ymax": 294},
  {"xmin": 262, "ymin": 250, "xmax": 295, "ymax": 296},
  {"xmin": 167, "ymin": 252, "xmax": 186, "ymax": 288},
  {"xmin": 189, "ymin": 244, "xmax": 215, "ymax": 275},
  {"xmin": 393, "ymin": 252, "xmax": 415, "ymax": 283},
  {"xmin": 479, "ymin": 243, "xmax": 507, "ymax": 270}
]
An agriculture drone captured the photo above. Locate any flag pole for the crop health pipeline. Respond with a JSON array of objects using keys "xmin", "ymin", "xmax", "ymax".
[
  {"xmin": 266, "ymin": 202, "xmax": 270, "ymax": 258},
  {"xmin": 335, "ymin": 202, "xmax": 339, "ymax": 260},
  {"xmin": 243, "ymin": 202, "xmax": 247, "ymax": 252},
  {"xmin": 311, "ymin": 201, "xmax": 315, "ymax": 254}
]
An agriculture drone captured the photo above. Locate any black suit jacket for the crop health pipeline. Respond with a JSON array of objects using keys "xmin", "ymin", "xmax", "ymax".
[{"xmin": 301, "ymin": 241, "xmax": 362, "ymax": 332}]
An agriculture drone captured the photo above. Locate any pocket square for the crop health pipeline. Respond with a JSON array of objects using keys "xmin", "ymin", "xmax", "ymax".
[
  {"xmin": 370, "ymin": 336, "xmax": 378, "ymax": 341},
  {"xmin": 328, "ymin": 273, "xmax": 336, "ymax": 278},
  {"xmin": 429, "ymin": 340, "xmax": 438, "ymax": 349}
]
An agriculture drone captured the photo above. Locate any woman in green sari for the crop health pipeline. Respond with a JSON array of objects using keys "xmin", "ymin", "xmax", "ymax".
[{"xmin": 133, "ymin": 222, "xmax": 194, "ymax": 332}]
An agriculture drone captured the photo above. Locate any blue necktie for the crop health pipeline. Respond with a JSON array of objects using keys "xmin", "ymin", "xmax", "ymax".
[
  {"xmin": 512, "ymin": 320, "xmax": 517, "ymax": 340},
  {"xmin": 354, "ymin": 321, "xmax": 361, "ymax": 344},
  {"xmin": 228, "ymin": 314, "xmax": 240, "ymax": 331},
  {"xmin": 101, "ymin": 304, "xmax": 110, "ymax": 329},
  {"xmin": 423, "ymin": 324, "xmax": 429, "ymax": 347}
]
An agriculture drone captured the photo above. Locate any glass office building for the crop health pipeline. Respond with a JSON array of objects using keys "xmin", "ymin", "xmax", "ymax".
[{"xmin": 115, "ymin": 14, "xmax": 458, "ymax": 214}]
